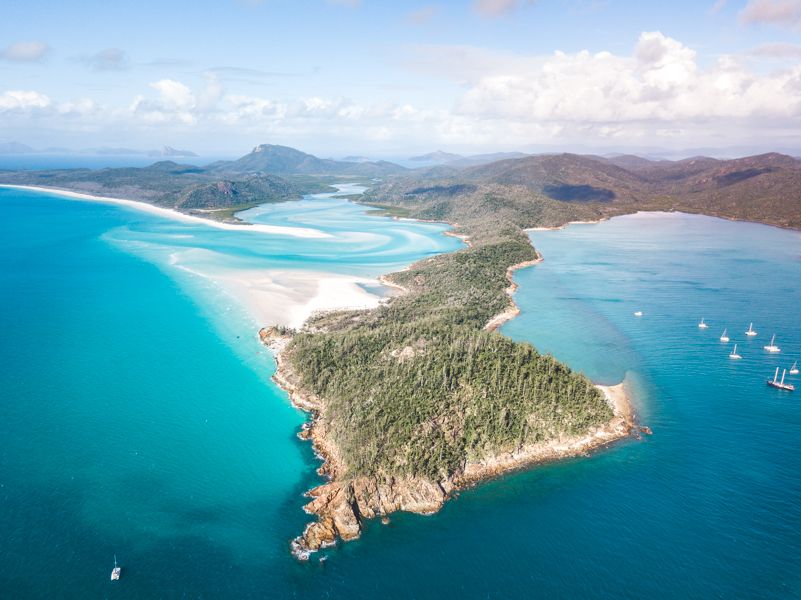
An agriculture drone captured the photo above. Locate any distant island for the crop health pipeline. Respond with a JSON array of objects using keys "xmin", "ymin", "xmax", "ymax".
[
  {"xmin": 4, "ymin": 142, "xmax": 801, "ymax": 557},
  {"xmin": 0, "ymin": 141, "xmax": 198, "ymax": 158}
]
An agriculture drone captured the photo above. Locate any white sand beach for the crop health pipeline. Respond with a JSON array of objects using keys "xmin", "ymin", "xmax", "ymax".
[
  {"xmin": 199, "ymin": 268, "xmax": 382, "ymax": 330},
  {"xmin": 0, "ymin": 184, "xmax": 331, "ymax": 239}
]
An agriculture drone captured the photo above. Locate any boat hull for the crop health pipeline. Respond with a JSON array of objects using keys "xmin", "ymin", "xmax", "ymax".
[{"xmin": 766, "ymin": 381, "xmax": 795, "ymax": 391}]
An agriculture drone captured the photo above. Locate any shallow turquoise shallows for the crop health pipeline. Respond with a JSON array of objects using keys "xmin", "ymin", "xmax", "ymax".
[{"xmin": 1, "ymin": 187, "xmax": 800, "ymax": 598}]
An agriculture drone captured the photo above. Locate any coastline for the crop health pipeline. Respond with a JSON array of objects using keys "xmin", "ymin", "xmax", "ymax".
[
  {"xmin": 483, "ymin": 252, "xmax": 543, "ymax": 332},
  {"xmin": 262, "ymin": 325, "xmax": 637, "ymax": 559},
  {"xmin": 261, "ymin": 222, "xmax": 641, "ymax": 559},
  {"xmin": 525, "ymin": 217, "xmax": 608, "ymax": 232},
  {"xmin": 0, "ymin": 184, "xmax": 331, "ymax": 239},
  {"xmin": 3, "ymin": 183, "xmax": 392, "ymax": 332}
]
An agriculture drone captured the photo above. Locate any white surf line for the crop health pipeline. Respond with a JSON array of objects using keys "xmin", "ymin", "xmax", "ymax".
[{"xmin": 0, "ymin": 184, "xmax": 332, "ymax": 239}]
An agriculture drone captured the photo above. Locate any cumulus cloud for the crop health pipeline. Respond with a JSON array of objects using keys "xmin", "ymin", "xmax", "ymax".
[
  {"xmin": 80, "ymin": 48, "xmax": 130, "ymax": 71},
  {"xmin": 0, "ymin": 41, "xmax": 50, "ymax": 62},
  {"xmin": 0, "ymin": 90, "xmax": 52, "ymax": 112},
  {"xmin": 5, "ymin": 31, "xmax": 801, "ymax": 152},
  {"xmin": 739, "ymin": 0, "xmax": 801, "ymax": 27},
  {"xmin": 420, "ymin": 31, "xmax": 801, "ymax": 132}
]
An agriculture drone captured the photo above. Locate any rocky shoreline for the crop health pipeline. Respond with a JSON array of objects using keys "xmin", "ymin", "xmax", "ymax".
[{"xmin": 259, "ymin": 323, "xmax": 640, "ymax": 561}]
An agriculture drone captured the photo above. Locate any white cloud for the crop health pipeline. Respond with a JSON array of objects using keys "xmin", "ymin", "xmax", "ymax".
[
  {"xmin": 0, "ymin": 41, "xmax": 50, "ymax": 62},
  {"xmin": 4, "ymin": 31, "xmax": 801, "ymax": 153},
  {"xmin": 438, "ymin": 31, "xmax": 801, "ymax": 130},
  {"xmin": 739, "ymin": 0, "xmax": 801, "ymax": 27},
  {"xmin": 0, "ymin": 90, "xmax": 52, "ymax": 112}
]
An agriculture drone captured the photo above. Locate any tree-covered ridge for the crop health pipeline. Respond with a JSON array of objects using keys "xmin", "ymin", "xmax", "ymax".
[
  {"xmin": 282, "ymin": 187, "xmax": 612, "ymax": 482},
  {"xmin": 289, "ymin": 322, "xmax": 609, "ymax": 480}
]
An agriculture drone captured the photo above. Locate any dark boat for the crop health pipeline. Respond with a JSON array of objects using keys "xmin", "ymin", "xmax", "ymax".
[{"xmin": 767, "ymin": 367, "xmax": 795, "ymax": 391}]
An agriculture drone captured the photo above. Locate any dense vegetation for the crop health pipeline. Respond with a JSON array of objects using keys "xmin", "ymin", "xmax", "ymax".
[{"xmin": 283, "ymin": 187, "xmax": 613, "ymax": 481}]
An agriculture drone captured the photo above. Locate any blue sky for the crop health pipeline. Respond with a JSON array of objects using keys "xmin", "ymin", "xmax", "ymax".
[{"xmin": 2, "ymin": 0, "xmax": 801, "ymax": 157}]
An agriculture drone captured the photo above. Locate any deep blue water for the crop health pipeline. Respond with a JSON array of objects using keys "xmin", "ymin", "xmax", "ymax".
[{"xmin": 1, "ymin": 189, "xmax": 800, "ymax": 598}]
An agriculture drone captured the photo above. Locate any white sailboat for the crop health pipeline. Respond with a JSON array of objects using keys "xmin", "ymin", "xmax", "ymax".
[
  {"xmin": 763, "ymin": 334, "xmax": 781, "ymax": 353},
  {"xmin": 767, "ymin": 367, "xmax": 795, "ymax": 391},
  {"xmin": 698, "ymin": 318, "xmax": 708, "ymax": 329},
  {"xmin": 729, "ymin": 344, "xmax": 741, "ymax": 360},
  {"xmin": 745, "ymin": 322, "xmax": 757, "ymax": 337},
  {"xmin": 720, "ymin": 329, "xmax": 729, "ymax": 342},
  {"xmin": 111, "ymin": 555, "xmax": 121, "ymax": 581},
  {"xmin": 790, "ymin": 361, "xmax": 799, "ymax": 375}
]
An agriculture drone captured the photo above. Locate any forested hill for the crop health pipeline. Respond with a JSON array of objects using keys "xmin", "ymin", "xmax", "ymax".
[
  {"xmin": 371, "ymin": 151, "xmax": 801, "ymax": 230},
  {"xmin": 0, "ymin": 144, "xmax": 406, "ymax": 222}
]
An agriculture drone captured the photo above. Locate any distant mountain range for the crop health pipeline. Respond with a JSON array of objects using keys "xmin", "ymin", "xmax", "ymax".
[
  {"xmin": 408, "ymin": 150, "xmax": 529, "ymax": 168},
  {"xmin": 0, "ymin": 141, "xmax": 197, "ymax": 157},
  {"xmin": 3, "ymin": 142, "xmax": 800, "ymax": 230},
  {"xmin": 409, "ymin": 150, "xmax": 465, "ymax": 164}
]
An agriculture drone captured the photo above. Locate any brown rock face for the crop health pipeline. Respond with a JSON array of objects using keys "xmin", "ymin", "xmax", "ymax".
[{"xmin": 291, "ymin": 476, "xmax": 447, "ymax": 559}]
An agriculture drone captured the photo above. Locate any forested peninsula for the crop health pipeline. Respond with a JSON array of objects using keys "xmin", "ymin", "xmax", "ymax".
[{"xmin": 261, "ymin": 184, "xmax": 637, "ymax": 559}]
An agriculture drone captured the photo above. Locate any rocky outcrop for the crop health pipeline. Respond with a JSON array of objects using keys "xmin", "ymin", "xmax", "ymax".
[{"xmin": 291, "ymin": 476, "xmax": 449, "ymax": 559}]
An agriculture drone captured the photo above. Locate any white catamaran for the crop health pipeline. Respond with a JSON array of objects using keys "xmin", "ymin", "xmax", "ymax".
[
  {"xmin": 698, "ymin": 318, "xmax": 709, "ymax": 329},
  {"xmin": 763, "ymin": 334, "xmax": 781, "ymax": 353},
  {"xmin": 767, "ymin": 367, "xmax": 795, "ymax": 391},
  {"xmin": 729, "ymin": 344, "xmax": 741, "ymax": 360},
  {"xmin": 720, "ymin": 329, "xmax": 729, "ymax": 342},
  {"xmin": 745, "ymin": 323, "xmax": 757, "ymax": 337}
]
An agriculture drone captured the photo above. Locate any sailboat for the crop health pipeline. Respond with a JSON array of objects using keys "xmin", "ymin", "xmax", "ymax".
[
  {"xmin": 729, "ymin": 344, "xmax": 741, "ymax": 360},
  {"xmin": 767, "ymin": 367, "xmax": 795, "ymax": 391},
  {"xmin": 791, "ymin": 361, "xmax": 799, "ymax": 375},
  {"xmin": 720, "ymin": 329, "xmax": 729, "ymax": 342},
  {"xmin": 745, "ymin": 322, "xmax": 757, "ymax": 337},
  {"xmin": 111, "ymin": 555, "xmax": 121, "ymax": 581},
  {"xmin": 698, "ymin": 318, "xmax": 708, "ymax": 329},
  {"xmin": 763, "ymin": 334, "xmax": 781, "ymax": 353}
]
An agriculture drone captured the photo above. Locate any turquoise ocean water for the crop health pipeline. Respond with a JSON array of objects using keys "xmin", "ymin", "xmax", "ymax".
[{"xmin": 1, "ymin": 185, "xmax": 800, "ymax": 598}]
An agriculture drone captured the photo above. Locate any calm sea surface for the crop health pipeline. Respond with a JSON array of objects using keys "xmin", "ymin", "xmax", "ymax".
[{"xmin": 1, "ymin": 183, "xmax": 800, "ymax": 599}]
